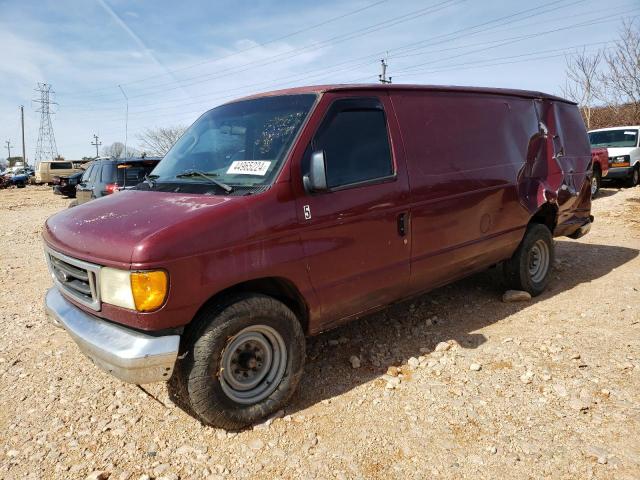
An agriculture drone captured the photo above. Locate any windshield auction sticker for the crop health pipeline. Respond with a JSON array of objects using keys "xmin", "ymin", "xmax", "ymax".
[{"xmin": 227, "ymin": 160, "xmax": 271, "ymax": 176}]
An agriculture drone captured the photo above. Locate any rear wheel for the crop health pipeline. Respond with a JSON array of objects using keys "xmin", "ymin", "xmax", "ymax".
[
  {"xmin": 625, "ymin": 165, "xmax": 639, "ymax": 188},
  {"xmin": 170, "ymin": 294, "xmax": 306, "ymax": 430},
  {"xmin": 503, "ymin": 224, "xmax": 554, "ymax": 296},
  {"xmin": 591, "ymin": 168, "xmax": 601, "ymax": 197}
]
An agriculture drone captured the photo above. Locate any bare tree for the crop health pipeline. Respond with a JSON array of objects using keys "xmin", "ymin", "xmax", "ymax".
[
  {"xmin": 102, "ymin": 142, "xmax": 125, "ymax": 159},
  {"xmin": 600, "ymin": 19, "xmax": 640, "ymax": 124},
  {"xmin": 137, "ymin": 126, "xmax": 186, "ymax": 156},
  {"xmin": 561, "ymin": 48, "xmax": 602, "ymax": 129}
]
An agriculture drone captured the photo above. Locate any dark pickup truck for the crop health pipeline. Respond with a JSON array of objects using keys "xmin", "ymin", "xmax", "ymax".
[{"xmin": 43, "ymin": 84, "xmax": 593, "ymax": 429}]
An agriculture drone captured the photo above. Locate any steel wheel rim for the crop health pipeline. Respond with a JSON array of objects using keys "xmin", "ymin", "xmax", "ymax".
[
  {"xmin": 219, "ymin": 325, "xmax": 287, "ymax": 405},
  {"xmin": 528, "ymin": 239, "xmax": 550, "ymax": 283},
  {"xmin": 591, "ymin": 176, "xmax": 598, "ymax": 195}
]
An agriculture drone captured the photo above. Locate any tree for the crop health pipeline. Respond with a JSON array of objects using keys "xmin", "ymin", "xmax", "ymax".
[
  {"xmin": 600, "ymin": 19, "xmax": 640, "ymax": 124},
  {"xmin": 137, "ymin": 126, "xmax": 186, "ymax": 156},
  {"xmin": 561, "ymin": 48, "xmax": 602, "ymax": 129},
  {"xmin": 103, "ymin": 142, "xmax": 125, "ymax": 159},
  {"xmin": 561, "ymin": 20, "xmax": 640, "ymax": 128}
]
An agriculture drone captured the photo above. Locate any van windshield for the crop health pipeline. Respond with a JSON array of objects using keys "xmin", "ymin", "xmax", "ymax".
[
  {"xmin": 589, "ymin": 129, "xmax": 638, "ymax": 148},
  {"xmin": 151, "ymin": 94, "xmax": 316, "ymax": 192}
]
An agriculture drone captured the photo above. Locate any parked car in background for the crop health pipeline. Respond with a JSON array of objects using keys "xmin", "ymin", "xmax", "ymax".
[
  {"xmin": 43, "ymin": 84, "xmax": 592, "ymax": 429},
  {"xmin": 53, "ymin": 171, "xmax": 83, "ymax": 198},
  {"xmin": 73, "ymin": 157, "xmax": 161, "ymax": 206},
  {"xmin": 590, "ymin": 147, "xmax": 609, "ymax": 196},
  {"xmin": 36, "ymin": 161, "xmax": 84, "ymax": 184},
  {"xmin": 588, "ymin": 126, "xmax": 640, "ymax": 187},
  {"xmin": 2, "ymin": 168, "xmax": 29, "ymax": 188}
]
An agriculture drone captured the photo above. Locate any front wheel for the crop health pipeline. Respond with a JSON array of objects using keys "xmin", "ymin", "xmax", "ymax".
[
  {"xmin": 625, "ymin": 165, "xmax": 639, "ymax": 188},
  {"xmin": 170, "ymin": 294, "xmax": 306, "ymax": 430},
  {"xmin": 503, "ymin": 224, "xmax": 555, "ymax": 297}
]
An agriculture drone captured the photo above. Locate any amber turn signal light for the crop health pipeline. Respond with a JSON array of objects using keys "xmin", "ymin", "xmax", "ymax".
[{"xmin": 130, "ymin": 270, "xmax": 168, "ymax": 312}]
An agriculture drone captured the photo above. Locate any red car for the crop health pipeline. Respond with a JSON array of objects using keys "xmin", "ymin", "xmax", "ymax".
[
  {"xmin": 590, "ymin": 147, "xmax": 609, "ymax": 196},
  {"xmin": 43, "ymin": 84, "xmax": 592, "ymax": 429}
]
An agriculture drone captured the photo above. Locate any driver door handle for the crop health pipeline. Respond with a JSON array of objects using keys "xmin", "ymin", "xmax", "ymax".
[{"xmin": 397, "ymin": 213, "xmax": 407, "ymax": 237}]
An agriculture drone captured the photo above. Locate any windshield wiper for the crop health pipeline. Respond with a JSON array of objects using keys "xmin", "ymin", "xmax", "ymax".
[{"xmin": 175, "ymin": 169, "xmax": 233, "ymax": 193}]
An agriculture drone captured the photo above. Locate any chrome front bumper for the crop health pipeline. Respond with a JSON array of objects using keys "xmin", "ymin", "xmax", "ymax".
[{"xmin": 45, "ymin": 287, "xmax": 180, "ymax": 384}]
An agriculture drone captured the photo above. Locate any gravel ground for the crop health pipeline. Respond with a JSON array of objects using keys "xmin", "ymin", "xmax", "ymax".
[{"xmin": 0, "ymin": 184, "xmax": 639, "ymax": 480}]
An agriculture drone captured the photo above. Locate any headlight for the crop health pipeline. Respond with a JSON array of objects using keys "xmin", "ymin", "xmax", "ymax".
[{"xmin": 100, "ymin": 268, "xmax": 168, "ymax": 312}]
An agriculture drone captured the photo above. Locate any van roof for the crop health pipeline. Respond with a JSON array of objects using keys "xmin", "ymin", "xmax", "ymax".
[
  {"xmin": 588, "ymin": 126, "xmax": 640, "ymax": 132},
  {"xmin": 235, "ymin": 84, "xmax": 574, "ymax": 104}
]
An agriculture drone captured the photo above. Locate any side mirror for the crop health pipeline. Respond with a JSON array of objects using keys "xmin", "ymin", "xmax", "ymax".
[{"xmin": 303, "ymin": 150, "xmax": 328, "ymax": 193}]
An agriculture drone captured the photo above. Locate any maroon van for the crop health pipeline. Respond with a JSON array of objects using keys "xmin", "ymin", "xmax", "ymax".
[{"xmin": 43, "ymin": 84, "xmax": 593, "ymax": 428}]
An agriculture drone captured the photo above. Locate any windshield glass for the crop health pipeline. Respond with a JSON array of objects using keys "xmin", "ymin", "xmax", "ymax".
[
  {"xmin": 151, "ymin": 94, "xmax": 316, "ymax": 191},
  {"xmin": 589, "ymin": 129, "xmax": 638, "ymax": 148}
]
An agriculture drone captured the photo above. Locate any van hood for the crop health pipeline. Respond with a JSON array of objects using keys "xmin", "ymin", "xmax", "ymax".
[
  {"xmin": 606, "ymin": 147, "xmax": 637, "ymax": 158},
  {"xmin": 43, "ymin": 190, "xmax": 246, "ymax": 266}
]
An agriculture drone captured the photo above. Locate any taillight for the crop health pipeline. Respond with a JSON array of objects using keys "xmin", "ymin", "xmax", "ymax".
[{"xmin": 105, "ymin": 183, "xmax": 119, "ymax": 194}]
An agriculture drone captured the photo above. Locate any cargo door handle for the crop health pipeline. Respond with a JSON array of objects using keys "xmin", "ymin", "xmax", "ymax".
[{"xmin": 397, "ymin": 213, "xmax": 407, "ymax": 237}]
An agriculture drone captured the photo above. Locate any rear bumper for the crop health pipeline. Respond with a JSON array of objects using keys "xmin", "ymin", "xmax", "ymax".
[
  {"xmin": 45, "ymin": 287, "xmax": 180, "ymax": 384},
  {"xmin": 567, "ymin": 215, "xmax": 593, "ymax": 239}
]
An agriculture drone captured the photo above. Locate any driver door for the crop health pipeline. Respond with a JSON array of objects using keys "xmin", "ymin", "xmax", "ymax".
[{"xmin": 295, "ymin": 93, "xmax": 411, "ymax": 328}]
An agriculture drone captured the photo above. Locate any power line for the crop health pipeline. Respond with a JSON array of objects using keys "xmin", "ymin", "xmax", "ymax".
[
  {"xmin": 60, "ymin": 0, "xmax": 390, "ymax": 99},
  {"xmin": 76, "ymin": 7, "xmax": 631, "ymax": 125},
  {"xmin": 64, "ymin": 0, "xmax": 588, "ymax": 114},
  {"xmin": 62, "ymin": 0, "xmax": 465, "ymax": 105},
  {"xmin": 33, "ymin": 83, "xmax": 59, "ymax": 167}
]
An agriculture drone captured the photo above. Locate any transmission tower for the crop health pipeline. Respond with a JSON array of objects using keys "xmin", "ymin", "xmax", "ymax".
[{"xmin": 33, "ymin": 83, "xmax": 59, "ymax": 168}]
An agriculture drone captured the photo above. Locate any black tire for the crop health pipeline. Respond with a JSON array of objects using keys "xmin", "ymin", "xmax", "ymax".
[
  {"xmin": 625, "ymin": 165, "xmax": 639, "ymax": 188},
  {"xmin": 16, "ymin": 181, "xmax": 25, "ymax": 188},
  {"xmin": 169, "ymin": 293, "xmax": 306, "ymax": 430},
  {"xmin": 591, "ymin": 167, "xmax": 601, "ymax": 197},
  {"xmin": 68, "ymin": 200, "xmax": 78, "ymax": 208},
  {"xmin": 503, "ymin": 223, "xmax": 554, "ymax": 297}
]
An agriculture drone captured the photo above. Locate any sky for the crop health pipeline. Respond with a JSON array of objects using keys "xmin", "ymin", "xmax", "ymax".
[{"xmin": 0, "ymin": 0, "xmax": 637, "ymax": 161}]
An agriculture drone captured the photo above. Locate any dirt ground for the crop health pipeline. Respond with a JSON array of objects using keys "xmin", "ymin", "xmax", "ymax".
[{"xmin": 0, "ymin": 184, "xmax": 638, "ymax": 480}]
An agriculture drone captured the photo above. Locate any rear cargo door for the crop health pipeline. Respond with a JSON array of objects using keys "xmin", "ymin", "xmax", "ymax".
[{"xmin": 536, "ymin": 100, "xmax": 592, "ymax": 230}]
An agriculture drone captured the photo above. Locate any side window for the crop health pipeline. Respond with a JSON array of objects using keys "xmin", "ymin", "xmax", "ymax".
[
  {"xmin": 101, "ymin": 163, "xmax": 116, "ymax": 182},
  {"xmin": 315, "ymin": 107, "xmax": 393, "ymax": 188},
  {"xmin": 81, "ymin": 164, "xmax": 93, "ymax": 182},
  {"xmin": 88, "ymin": 164, "xmax": 100, "ymax": 183}
]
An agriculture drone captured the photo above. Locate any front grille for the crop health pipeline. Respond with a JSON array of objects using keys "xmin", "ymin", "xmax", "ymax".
[{"xmin": 45, "ymin": 247, "xmax": 101, "ymax": 311}]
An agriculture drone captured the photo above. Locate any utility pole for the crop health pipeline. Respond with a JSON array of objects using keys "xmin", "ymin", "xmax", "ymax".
[
  {"xmin": 91, "ymin": 134, "xmax": 102, "ymax": 158},
  {"xmin": 20, "ymin": 106, "xmax": 26, "ymax": 168},
  {"xmin": 378, "ymin": 58, "xmax": 392, "ymax": 84},
  {"xmin": 5, "ymin": 140, "xmax": 12, "ymax": 161},
  {"xmin": 118, "ymin": 85, "xmax": 129, "ymax": 160}
]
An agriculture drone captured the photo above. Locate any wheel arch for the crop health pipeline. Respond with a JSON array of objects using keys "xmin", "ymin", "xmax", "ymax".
[
  {"xmin": 529, "ymin": 202, "xmax": 558, "ymax": 233},
  {"xmin": 193, "ymin": 276, "xmax": 310, "ymax": 334}
]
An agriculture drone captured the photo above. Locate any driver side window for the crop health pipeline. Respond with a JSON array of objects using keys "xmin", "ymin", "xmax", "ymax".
[{"xmin": 313, "ymin": 100, "xmax": 393, "ymax": 189}]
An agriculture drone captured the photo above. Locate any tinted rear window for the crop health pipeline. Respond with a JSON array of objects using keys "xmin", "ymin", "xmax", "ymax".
[
  {"xmin": 116, "ymin": 162, "xmax": 158, "ymax": 185},
  {"xmin": 50, "ymin": 162, "xmax": 73, "ymax": 169}
]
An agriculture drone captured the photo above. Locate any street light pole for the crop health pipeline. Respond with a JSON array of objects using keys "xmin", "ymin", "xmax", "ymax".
[
  {"xmin": 20, "ymin": 106, "xmax": 26, "ymax": 168},
  {"xmin": 118, "ymin": 85, "xmax": 128, "ymax": 160}
]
